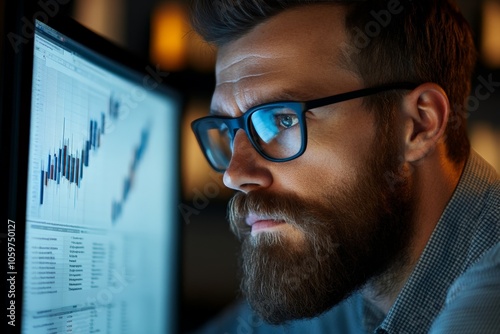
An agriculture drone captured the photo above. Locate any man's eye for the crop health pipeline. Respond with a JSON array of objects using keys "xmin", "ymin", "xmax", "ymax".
[{"xmin": 276, "ymin": 114, "xmax": 299, "ymax": 129}]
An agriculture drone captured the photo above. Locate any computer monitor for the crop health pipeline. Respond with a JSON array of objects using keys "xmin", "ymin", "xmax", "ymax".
[{"xmin": 1, "ymin": 10, "xmax": 182, "ymax": 334}]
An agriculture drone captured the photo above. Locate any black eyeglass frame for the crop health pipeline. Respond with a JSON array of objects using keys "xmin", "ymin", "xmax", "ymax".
[{"xmin": 191, "ymin": 82, "xmax": 419, "ymax": 172}]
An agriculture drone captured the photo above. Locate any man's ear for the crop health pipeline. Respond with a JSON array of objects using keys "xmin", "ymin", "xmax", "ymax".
[{"xmin": 401, "ymin": 83, "xmax": 450, "ymax": 163}]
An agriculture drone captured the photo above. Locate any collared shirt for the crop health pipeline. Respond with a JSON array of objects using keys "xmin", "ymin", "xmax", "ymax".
[
  {"xmin": 428, "ymin": 242, "xmax": 500, "ymax": 334},
  {"xmin": 194, "ymin": 151, "xmax": 500, "ymax": 334}
]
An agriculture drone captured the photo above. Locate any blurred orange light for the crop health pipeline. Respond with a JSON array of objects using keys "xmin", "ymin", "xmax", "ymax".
[
  {"xmin": 73, "ymin": 0, "xmax": 126, "ymax": 47},
  {"xmin": 482, "ymin": 1, "xmax": 500, "ymax": 68},
  {"xmin": 469, "ymin": 123, "xmax": 500, "ymax": 173},
  {"xmin": 150, "ymin": 2, "xmax": 190, "ymax": 71}
]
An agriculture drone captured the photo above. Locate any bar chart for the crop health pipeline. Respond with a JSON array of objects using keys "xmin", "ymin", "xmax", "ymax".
[
  {"xmin": 39, "ymin": 116, "xmax": 105, "ymax": 205},
  {"xmin": 27, "ymin": 51, "xmax": 155, "ymax": 228}
]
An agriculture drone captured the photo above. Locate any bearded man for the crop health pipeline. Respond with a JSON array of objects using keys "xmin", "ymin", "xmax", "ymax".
[{"xmin": 189, "ymin": 0, "xmax": 500, "ymax": 333}]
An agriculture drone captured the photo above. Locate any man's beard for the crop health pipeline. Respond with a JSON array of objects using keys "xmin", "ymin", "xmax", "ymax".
[{"xmin": 228, "ymin": 130, "xmax": 415, "ymax": 325}]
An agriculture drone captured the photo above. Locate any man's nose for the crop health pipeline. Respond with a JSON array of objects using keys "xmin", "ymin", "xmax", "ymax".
[{"xmin": 223, "ymin": 130, "xmax": 273, "ymax": 193}]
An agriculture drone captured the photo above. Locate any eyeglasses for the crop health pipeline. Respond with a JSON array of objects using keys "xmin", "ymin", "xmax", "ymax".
[{"xmin": 191, "ymin": 82, "xmax": 418, "ymax": 172}]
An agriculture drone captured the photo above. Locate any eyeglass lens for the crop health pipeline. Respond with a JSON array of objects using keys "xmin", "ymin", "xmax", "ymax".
[
  {"xmin": 250, "ymin": 105, "xmax": 302, "ymax": 159},
  {"xmin": 199, "ymin": 104, "xmax": 303, "ymax": 171}
]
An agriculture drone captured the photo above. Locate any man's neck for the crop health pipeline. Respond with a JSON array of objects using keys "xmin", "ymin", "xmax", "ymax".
[
  {"xmin": 362, "ymin": 244, "xmax": 416, "ymax": 314},
  {"xmin": 363, "ymin": 147, "xmax": 467, "ymax": 314}
]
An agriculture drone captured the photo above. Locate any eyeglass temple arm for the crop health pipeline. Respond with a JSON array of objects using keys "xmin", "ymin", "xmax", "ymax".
[{"xmin": 304, "ymin": 82, "xmax": 419, "ymax": 110}]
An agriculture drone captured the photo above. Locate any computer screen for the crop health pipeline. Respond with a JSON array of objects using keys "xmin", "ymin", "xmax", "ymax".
[{"xmin": 11, "ymin": 18, "xmax": 181, "ymax": 334}]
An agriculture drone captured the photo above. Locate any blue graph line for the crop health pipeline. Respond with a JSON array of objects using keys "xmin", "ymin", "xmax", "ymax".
[{"xmin": 111, "ymin": 126, "xmax": 151, "ymax": 224}]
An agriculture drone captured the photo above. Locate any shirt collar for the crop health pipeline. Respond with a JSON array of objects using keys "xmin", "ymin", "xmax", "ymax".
[{"xmin": 366, "ymin": 151, "xmax": 499, "ymax": 333}]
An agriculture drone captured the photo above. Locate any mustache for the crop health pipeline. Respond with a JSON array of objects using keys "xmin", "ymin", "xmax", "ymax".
[{"xmin": 228, "ymin": 190, "xmax": 333, "ymax": 240}]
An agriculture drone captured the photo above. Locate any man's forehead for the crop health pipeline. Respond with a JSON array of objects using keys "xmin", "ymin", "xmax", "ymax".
[
  {"xmin": 211, "ymin": 4, "xmax": 356, "ymax": 115},
  {"xmin": 215, "ymin": 53, "xmax": 292, "ymax": 85},
  {"xmin": 215, "ymin": 4, "xmax": 349, "ymax": 68},
  {"xmin": 215, "ymin": 5, "xmax": 351, "ymax": 78}
]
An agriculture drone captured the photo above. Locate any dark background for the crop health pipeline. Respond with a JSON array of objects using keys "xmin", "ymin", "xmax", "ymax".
[{"xmin": 1, "ymin": 1, "xmax": 499, "ymax": 333}]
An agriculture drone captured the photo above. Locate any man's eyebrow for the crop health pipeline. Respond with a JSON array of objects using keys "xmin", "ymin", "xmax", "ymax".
[
  {"xmin": 210, "ymin": 89, "xmax": 320, "ymax": 116},
  {"xmin": 262, "ymin": 88, "xmax": 324, "ymax": 104}
]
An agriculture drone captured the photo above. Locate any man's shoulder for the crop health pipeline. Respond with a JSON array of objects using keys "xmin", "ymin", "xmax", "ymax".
[
  {"xmin": 489, "ymin": 176, "xmax": 500, "ymax": 205},
  {"xmin": 447, "ymin": 242, "xmax": 500, "ymax": 304},
  {"xmin": 475, "ymin": 171, "xmax": 500, "ymax": 228},
  {"xmin": 483, "ymin": 165, "xmax": 500, "ymax": 204},
  {"xmin": 429, "ymin": 242, "xmax": 500, "ymax": 334},
  {"xmin": 456, "ymin": 152, "xmax": 500, "ymax": 261}
]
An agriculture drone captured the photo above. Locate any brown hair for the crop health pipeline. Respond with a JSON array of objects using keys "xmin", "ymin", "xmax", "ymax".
[{"xmin": 191, "ymin": 0, "xmax": 477, "ymax": 163}]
